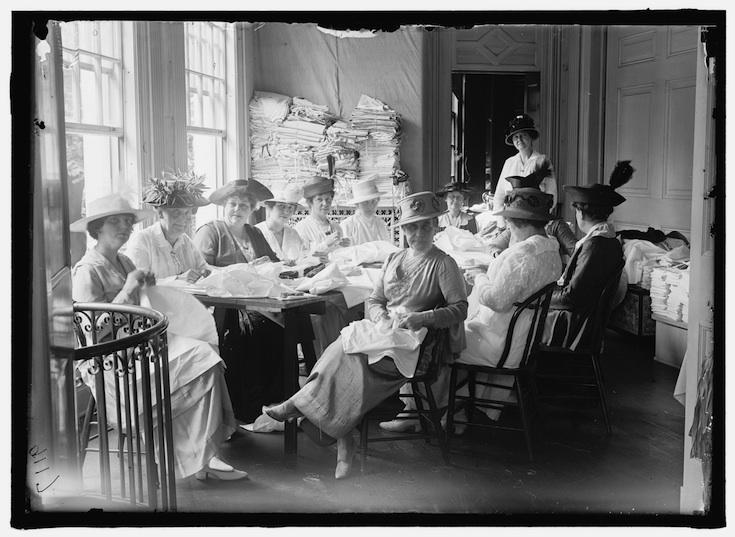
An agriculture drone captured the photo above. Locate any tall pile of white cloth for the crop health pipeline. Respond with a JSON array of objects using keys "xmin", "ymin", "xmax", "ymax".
[
  {"xmin": 249, "ymin": 91, "xmax": 292, "ymax": 185},
  {"xmin": 315, "ymin": 119, "xmax": 368, "ymax": 205},
  {"xmin": 649, "ymin": 265, "xmax": 690, "ymax": 324},
  {"xmin": 248, "ymin": 92, "xmax": 405, "ymax": 207},
  {"xmin": 273, "ymin": 97, "xmax": 337, "ymax": 192},
  {"xmin": 350, "ymin": 94, "xmax": 404, "ymax": 205}
]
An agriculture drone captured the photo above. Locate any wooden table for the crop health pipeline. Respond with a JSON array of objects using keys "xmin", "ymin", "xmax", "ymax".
[{"xmin": 193, "ymin": 293, "xmax": 326, "ymax": 454}]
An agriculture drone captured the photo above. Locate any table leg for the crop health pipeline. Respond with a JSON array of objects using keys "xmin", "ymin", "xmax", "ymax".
[{"xmin": 283, "ymin": 309, "xmax": 299, "ymax": 455}]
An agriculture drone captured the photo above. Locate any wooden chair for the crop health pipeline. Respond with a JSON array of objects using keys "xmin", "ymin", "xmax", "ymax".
[
  {"xmin": 534, "ymin": 261, "xmax": 626, "ymax": 435},
  {"xmin": 359, "ymin": 327, "xmax": 453, "ymax": 471},
  {"xmin": 446, "ymin": 282, "xmax": 556, "ymax": 461},
  {"xmin": 73, "ymin": 302, "xmax": 176, "ymax": 511}
]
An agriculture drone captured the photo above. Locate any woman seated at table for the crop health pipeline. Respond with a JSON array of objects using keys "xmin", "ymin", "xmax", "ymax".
[
  {"xmin": 485, "ymin": 161, "xmax": 577, "ymax": 262},
  {"xmin": 295, "ymin": 176, "xmax": 351, "ymax": 262},
  {"xmin": 381, "ymin": 186, "xmax": 563, "ymax": 432},
  {"xmin": 125, "ymin": 171, "xmax": 212, "ymax": 283},
  {"xmin": 340, "ymin": 174, "xmax": 391, "ymax": 245},
  {"xmin": 545, "ymin": 161, "xmax": 633, "ymax": 349},
  {"xmin": 193, "ymin": 179, "xmax": 286, "ymax": 425},
  {"xmin": 255, "ymin": 183, "xmax": 307, "ymax": 264},
  {"xmin": 71, "ymin": 194, "xmax": 247, "ymax": 481},
  {"xmin": 263, "ymin": 192, "xmax": 468, "ymax": 480},
  {"xmin": 435, "ymin": 182, "xmax": 477, "ymax": 234}
]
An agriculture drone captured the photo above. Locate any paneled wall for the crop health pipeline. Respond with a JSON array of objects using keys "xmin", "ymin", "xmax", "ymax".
[{"xmin": 604, "ymin": 26, "xmax": 698, "ymax": 237}]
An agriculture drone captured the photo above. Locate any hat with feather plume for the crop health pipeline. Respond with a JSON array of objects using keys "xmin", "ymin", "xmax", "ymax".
[
  {"xmin": 143, "ymin": 170, "xmax": 210, "ymax": 208},
  {"xmin": 564, "ymin": 160, "xmax": 635, "ymax": 207}
]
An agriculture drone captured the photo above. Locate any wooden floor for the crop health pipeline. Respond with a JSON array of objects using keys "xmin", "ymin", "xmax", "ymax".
[{"xmin": 69, "ymin": 329, "xmax": 688, "ymax": 523}]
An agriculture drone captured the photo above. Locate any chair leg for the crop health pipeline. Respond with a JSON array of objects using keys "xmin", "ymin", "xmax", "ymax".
[
  {"xmin": 592, "ymin": 355, "xmax": 612, "ymax": 435},
  {"xmin": 446, "ymin": 366, "xmax": 457, "ymax": 453},
  {"xmin": 410, "ymin": 382, "xmax": 431, "ymax": 441},
  {"xmin": 422, "ymin": 381, "xmax": 449, "ymax": 465},
  {"xmin": 359, "ymin": 414, "xmax": 369, "ymax": 473},
  {"xmin": 516, "ymin": 376, "xmax": 534, "ymax": 462}
]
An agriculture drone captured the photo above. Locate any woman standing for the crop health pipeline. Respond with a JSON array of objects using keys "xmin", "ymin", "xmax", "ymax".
[
  {"xmin": 264, "ymin": 192, "xmax": 468, "ymax": 479},
  {"xmin": 340, "ymin": 174, "xmax": 391, "ymax": 245},
  {"xmin": 435, "ymin": 182, "xmax": 477, "ymax": 234},
  {"xmin": 71, "ymin": 194, "xmax": 247, "ymax": 481},
  {"xmin": 294, "ymin": 176, "xmax": 350, "ymax": 262},
  {"xmin": 254, "ymin": 183, "xmax": 306, "ymax": 264},
  {"xmin": 193, "ymin": 180, "xmax": 285, "ymax": 424},
  {"xmin": 493, "ymin": 114, "xmax": 557, "ymax": 228},
  {"xmin": 125, "ymin": 171, "xmax": 212, "ymax": 283}
]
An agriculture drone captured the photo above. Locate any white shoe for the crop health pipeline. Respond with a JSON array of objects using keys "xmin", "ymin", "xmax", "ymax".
[
  {"xmin": 379, "ymin": 419, "xmax": 420, "ymax": 433},
  {"xmin": 195, "ymin": 467, "xmax": 248, "ymax": 481}
]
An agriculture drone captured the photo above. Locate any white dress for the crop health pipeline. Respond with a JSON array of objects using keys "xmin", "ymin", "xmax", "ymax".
[
  {"xmin": 125, "ymin": 222, "xmax": 209, "ymax": 283},
  {"xmin": 72, "ymin": 248, "xmax": 235, "ymax": 478},
  {"xmin": 294, "ymin": 215, "xmax": 344, "ymax": 255},
  {"xmin": 255, "ymin": 221, "xmax": 306, "ymax": 261},
  {"xmin": 493, "ymin": 151, "xmax": 557, "ymax": 227},
  {"xmin": 459, "ymin": 234, "xmax": 563, "ymax": 419},
  {"xmin": 340, "ymin": 213, "xmax": 390, "ymax": 245}
]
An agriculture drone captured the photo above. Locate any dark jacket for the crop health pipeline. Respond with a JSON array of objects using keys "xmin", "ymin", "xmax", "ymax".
[{"xmin": 194, "ymin": 220, "xmax": 279, "ymax": 267}]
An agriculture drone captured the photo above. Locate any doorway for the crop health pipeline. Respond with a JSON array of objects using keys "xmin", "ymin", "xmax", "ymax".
[{"xmin": 451, "ymin": 72, "xmax": 540, "ymax": 205}]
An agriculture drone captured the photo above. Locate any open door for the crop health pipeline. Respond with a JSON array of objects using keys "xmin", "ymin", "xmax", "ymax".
[{"xmin": 451, "ymin": 72, "xmax": 542, "ymax": 204}]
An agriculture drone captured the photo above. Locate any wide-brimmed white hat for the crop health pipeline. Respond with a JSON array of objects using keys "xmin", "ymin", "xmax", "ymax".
[
  {"xmin": 348, "ymin": 175, "xmax": 382, "ymax": 204},
  {"xmin": 263, "ymin": 183, "xmax": 306, "ymax": 211},
  {"xmin": 70, "ymin": 194, "xmax": 156, "ymax": 233}
]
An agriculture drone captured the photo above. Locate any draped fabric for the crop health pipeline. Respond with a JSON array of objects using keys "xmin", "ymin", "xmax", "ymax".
[{"xmin": 71, "ymin": 248, "xmax": 234, "ymax": 478}]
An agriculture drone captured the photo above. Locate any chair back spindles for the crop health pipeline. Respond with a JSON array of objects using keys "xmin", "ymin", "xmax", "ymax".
[
  {"xmin": 447, "ymin": 282, "xmax": 557, "ymax": 461},
  {"xmin": 73, "ymin": 302, "xmax": 176, "ymax": 511}
]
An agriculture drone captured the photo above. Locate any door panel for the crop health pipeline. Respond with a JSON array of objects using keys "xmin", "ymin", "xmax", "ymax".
[{"xmin": 604, "ymin": 25, "xmax": 697, "ymax": 233}]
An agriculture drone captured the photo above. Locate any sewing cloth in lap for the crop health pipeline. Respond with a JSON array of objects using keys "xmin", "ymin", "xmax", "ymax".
[{"xmin": 341, "ymin": 319, "xmax": 428, "ymax": 378}]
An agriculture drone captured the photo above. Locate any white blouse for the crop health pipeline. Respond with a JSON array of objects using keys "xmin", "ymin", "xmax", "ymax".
[
  {"xmin": 493, "ymin": 151, "xmax": 557, "ymax": 227},
  {"xmin": 255, "ymin": 221, "xmax": 306, "ymax": 262},
  {"xmin": 125, "ymin": 221, "xmax": 209, "ymax": 282},
  {"xmin": 294, "ymin": 215, "xmax": 343, "ymax": 255},
  {"xmin": 340, "ymin": 213, "xmax": 390, "ymax": 246}
]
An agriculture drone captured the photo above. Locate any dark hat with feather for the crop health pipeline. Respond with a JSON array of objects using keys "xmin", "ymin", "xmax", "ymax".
[
  {"xmin": 564, "ymin": 161, "xmax": 634, "ymax": 207},
  {"xmin": 143, "ymin": 170, "xmax": 210, "ymax": 208},
  {"xmin": 494, "ymin": 159, "xmax": 559, "ymax": 221}
]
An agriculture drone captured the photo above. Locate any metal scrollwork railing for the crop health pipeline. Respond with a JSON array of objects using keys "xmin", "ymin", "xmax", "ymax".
[{"xmin": 73, "ymin": 302, "xmax": 176, "ymax": 512}]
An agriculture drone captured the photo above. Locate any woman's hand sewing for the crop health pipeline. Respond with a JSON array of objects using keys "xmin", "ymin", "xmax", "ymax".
[
  {"xmin": 177, "ymin": 268, "xmax": 204, "ymax": 283},
  {"xmin": 122, "ymin": 269, "xmax": 156, "ymax": 295},
  {"xmin": 397, "ymin": 311, "xmax": 428, "ymax": 331}
]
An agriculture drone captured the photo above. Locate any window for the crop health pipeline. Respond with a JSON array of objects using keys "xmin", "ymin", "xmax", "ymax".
[
  {"xmin": 185, "ymin": 21, "xmax": 228, "ymax": 228},
  {"xmin": 62, "ymin": 21, "xmax": 128, "ymax": 205}
]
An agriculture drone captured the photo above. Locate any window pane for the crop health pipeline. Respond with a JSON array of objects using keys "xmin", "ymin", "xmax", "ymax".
[
  {"xmin": 202, "ymin": 76, "xmax": 213, "ymax": 128},
  {"xmin": 62, "ymin": 50, "xmax": 80, "ymax": 122},
  {"xmin": 187, "ymin": 133, "xmax": 222, "ymax": 229},
  {"xmin": 79, "ymin": 58, "xmax": 100, "ymax": 124},
  {"xmin": 101, "ymin": 58, "xmax": 121, "ymax": 126},
  {"xmin": 188, "ymin": 73, "xmax": 201, "ymax": 127}
]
